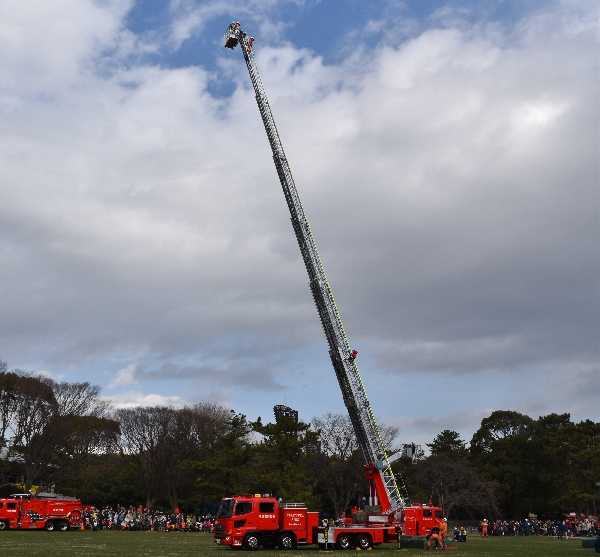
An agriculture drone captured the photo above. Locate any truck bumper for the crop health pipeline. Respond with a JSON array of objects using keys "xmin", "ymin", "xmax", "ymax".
[{"xmin": 215, "ymin": 535, "xmax": 243, "ymax": 547}]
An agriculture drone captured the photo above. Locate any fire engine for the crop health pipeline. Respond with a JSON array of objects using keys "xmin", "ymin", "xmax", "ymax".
[
  {"xmin": 214, "ymin": 493, "xmax": 442, "ymax": 549},
  {"xmin": 0, "ymin": 493, "xmax": 83, "ymax": 531},
  {"xmin": 214, "ymin": 496, "xmax": 320, "ymax": 549},
  {"xmin": 213, "ymin": 495, "xmax": 441, "ymax": 549},
  {"xmin": 217, "ymin": 22, "xmax": 444, "ymax": 549}
]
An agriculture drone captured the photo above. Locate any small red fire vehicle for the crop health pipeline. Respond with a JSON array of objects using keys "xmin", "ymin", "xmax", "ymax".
[
  {"xmin": 0, "ymin": 493, "xmax": 83, "ymax": 531},
  {"xmin": 214, "ymin": 495, "xmax": 319, "ymax": 549},
  {"xmin": 402, "ymin": 504, "xmax": 444, "ymax": 536}
]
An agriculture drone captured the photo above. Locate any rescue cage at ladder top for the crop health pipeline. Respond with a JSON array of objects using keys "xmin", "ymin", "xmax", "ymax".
[{"xmin": 223, "ymin": 21, "xmax": 410, "ymax": 519}]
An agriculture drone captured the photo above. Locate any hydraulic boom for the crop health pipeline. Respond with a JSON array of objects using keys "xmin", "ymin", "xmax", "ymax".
[{"xmin": 224, "ymin": 22, "xmax": 408, "ymax": 515}]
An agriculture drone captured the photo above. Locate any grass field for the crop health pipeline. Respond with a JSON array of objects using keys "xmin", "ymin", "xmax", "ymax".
[{"xmin": 0, "ymin": 531, "xmax": 590, "ymax": 557}]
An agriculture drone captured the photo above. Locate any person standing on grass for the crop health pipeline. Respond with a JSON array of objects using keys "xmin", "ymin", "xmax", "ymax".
[
  {"xmin": 440, "ymin": 518, "xmax": 448, "ymax": 548},
  {"xmin": 558, "ymin": 520, "xmax": 567, "ymax": 540}
]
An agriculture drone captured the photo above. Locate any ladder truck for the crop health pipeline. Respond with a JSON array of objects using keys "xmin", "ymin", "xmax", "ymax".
[{"xmin": 214, "ymin": 22, "xmax": 443, "ymax": 550}]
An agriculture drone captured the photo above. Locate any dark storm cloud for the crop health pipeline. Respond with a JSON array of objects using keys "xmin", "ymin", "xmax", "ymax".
[{"xmin": 119, "ymin": 359, "xmax": 286, "ymax": 392}]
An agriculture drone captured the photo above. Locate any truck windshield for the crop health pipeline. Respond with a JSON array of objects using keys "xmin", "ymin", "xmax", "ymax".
[{"xmin": 216, "ymin": 499, "xmax": 234, "ymax": 519}]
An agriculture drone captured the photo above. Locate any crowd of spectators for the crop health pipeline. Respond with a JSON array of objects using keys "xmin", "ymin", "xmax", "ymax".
[
  {"xmin": 82, "ymin": 506, "xmax": 215, "ymax": 532},
  {"xmin": 486, "ymin": 515, "xmax": 599, "ymax": 538}
]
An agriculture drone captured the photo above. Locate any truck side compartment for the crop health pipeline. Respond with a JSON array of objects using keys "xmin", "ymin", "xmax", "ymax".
[{"xmin": 0, "ymin": 495, "xmax": 83, "ymax": 531}]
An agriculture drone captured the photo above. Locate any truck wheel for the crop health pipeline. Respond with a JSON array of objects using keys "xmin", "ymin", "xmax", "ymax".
[
  {"xmin": 357, "ymin": 534, "xmax": 372, "ymax": 550},
  {"xmin": 278, "ymin": 533, "xmax": 296, "ymax": 550},
  {"xmin": 337, "ymin": 534, "xmax": 352, "ymax": 550},
  {"xmin": 45, "ymin": 521, "xmax": 56, "ymax": 532},
  {"xmin": 243, "ymin": 534, "xmax": 260, "ymax": 550},
  {"xmin": 57, "ymin": 521, "xmax": 69, "ymax": 532},
  {"xmin": 0, "ymin": 521, "xmax": 7, "ymax": 531}
]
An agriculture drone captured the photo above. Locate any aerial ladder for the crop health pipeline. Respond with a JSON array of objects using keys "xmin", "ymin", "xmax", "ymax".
[{"xmin": 224, "ymin": 22, "xmax": 409, "ymax": 518}]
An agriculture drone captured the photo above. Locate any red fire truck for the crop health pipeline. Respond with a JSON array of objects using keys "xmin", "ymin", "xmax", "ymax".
[
  {"xmin": 0, "ymin": 493, "xmax": 83, "ymax": 531},
  {"xmin": 219, "ymin": 22, "xmax": 446, "ymax": 550},
  {"xmin": 220, "ymin": 21, "xmax": 444, "ymax": 549},
  {"xmin": 214, "ymin": 495, "xmax": 319, "ymax": 549},
  {"xmin": 214, "ymin": 494, "xmax": 442, "ymax": 550}
]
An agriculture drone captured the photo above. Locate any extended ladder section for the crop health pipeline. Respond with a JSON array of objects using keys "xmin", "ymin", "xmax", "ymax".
[{"xmin": 224, "ymin": 22, "xmax": 408, "ymax": 514}]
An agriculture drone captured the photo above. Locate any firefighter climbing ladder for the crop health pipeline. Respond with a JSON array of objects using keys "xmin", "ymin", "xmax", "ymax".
[{"xmin": 224, "ymin": 22, "xmax": 408, "ymax": 513}]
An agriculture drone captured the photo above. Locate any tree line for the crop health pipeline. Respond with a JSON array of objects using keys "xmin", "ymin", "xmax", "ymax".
[{"xmin": 1, "ymin": 363, "xmax": 599, "ymax": 519}]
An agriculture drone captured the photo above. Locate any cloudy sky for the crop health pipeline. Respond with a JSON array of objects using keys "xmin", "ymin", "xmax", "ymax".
[{"xmin": 0, "ymin": 0, "xmax": 597, "ymax": 445}]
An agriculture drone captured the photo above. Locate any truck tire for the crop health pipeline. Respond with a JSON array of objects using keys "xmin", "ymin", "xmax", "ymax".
[
  {"xmin": 45, "ymin": 521, "xmax": 56, "ymax": 532},
  {"xmin": 57, "ymin": 521, "xmax": 69, "ymax": 532},
  {"xmin": 243, "ymin": 534, "xmax": 260, "ymax": 550},
  {"xmin": 0, "ymin": 521, "xmax": 7, "ymax": 531},
  {"xmin": 337, "ymin": 534, "xmax": 352, "ymax": 550},
  {"xmin": 278, "ymin": 533, "xmax": 296, "ymax": 550},
  {"xmin": 357, "ymin": 534, "xmax": 372, "ymax": 550}
]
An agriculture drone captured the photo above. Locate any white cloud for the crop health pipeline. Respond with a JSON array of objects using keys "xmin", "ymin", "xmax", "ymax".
[
  {"xmin": 103, "ymin": 391, "xmax": 185, "ymax": 409},
  {"xmin": 0, "ymin": 1, "xmax": 596, "ymax": 423},
  {"xmin": 111, "ymin": 363, "xmax": 139, "ymax": 386},
  {"xmin": 0, "ymin": 0, "xmax": 135, "ymax": 96}
]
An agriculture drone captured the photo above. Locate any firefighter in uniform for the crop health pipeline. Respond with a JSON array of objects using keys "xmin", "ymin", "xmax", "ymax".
[
  {"xmin": 440, "ymin": 518, "xmax": 448, "ymax": 549},
  {"xmin": 320, "ymin": 518, "xmax": 329, "ymax": 550}
]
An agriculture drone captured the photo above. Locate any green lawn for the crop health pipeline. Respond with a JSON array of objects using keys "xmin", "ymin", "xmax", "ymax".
[{"xmin": 0, "ymin": 531, "xmax": 590, "ymax": 556}]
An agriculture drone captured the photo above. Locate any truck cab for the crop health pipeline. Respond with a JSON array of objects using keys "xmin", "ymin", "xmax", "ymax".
[
  {"xmin": 401, "ymin": 505, "xmax": 444, "ymax": 537},
  {"xmin": 0, "ymin": 498, "xmax": 19, "ymax": 530},
  {"xmin": 214, "ymin": 495, "xmax": 319, "ymax": 549}
]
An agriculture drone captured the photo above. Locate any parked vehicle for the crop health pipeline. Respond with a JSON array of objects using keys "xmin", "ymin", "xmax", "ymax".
[
  {"xmin": 218, "ymin": 23, "xmax": 445, "ymax": 550},
  {"xmin": 214, "ymin": 494, "xmax": 442, "ymax": 550},
  {"xmin": 0, "ymin": 493, "xmax": 83, "ymax": 531}
]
